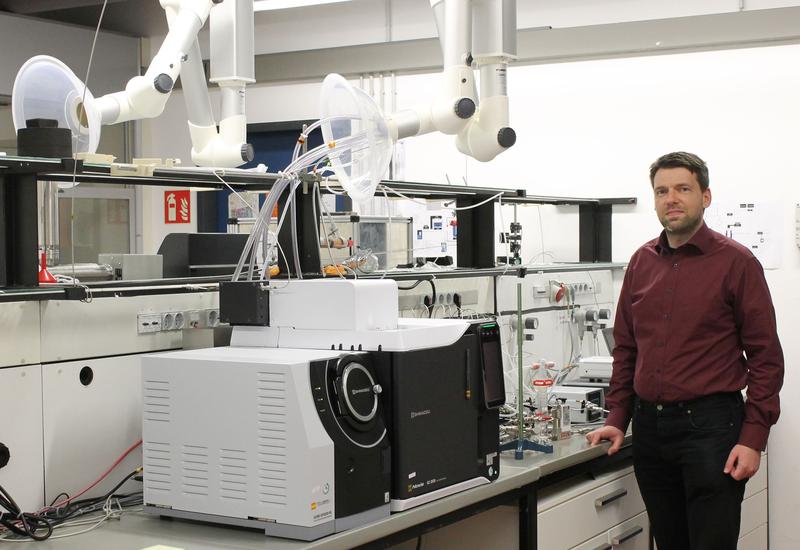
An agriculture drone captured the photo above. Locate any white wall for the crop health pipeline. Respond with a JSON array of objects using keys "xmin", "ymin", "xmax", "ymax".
[{"xmin": 0, "ymin": 12, "xmax": 139, "ymax": 97}]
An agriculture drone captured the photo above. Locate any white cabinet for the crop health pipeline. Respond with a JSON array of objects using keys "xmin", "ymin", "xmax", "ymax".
[
  {"xmin": 0, "ymin": 302, "xmax": 40, "ymax": 367},
  {"xmin": 739, "ymin": 523, "xmax": 768, "ymax": 550},
  {"xmin": 41, "ymin": 355, "xmax": 143, "ymax": 503},
  {"xmin": 739, "ymin": 487, "xmax": 768, "ymax": 539},
  {"xmin": 739, "ymin": 452, "xmax": 768, "ymax": 547},
  {"xmin": 0, "ymin": 365, "xmax": 44, "ymax": 511},
  {"xmin": 572, "ymin": 532, "xmax": 613, "ymax": 550},
  {"xmin": 607, "ymin": 512, "xmax": 649, "ymax": 549},
  {"xmin": 538, "ymin": 466, "xmax": 647, "ymax": 550}
]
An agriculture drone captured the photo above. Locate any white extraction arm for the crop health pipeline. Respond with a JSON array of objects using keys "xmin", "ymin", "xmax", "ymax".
[
  {"xmin": 10, "ymin": 0, "xmax": 254, "ymax": 168},
  {"xmin": 387, "ymin": 0, "xmax": 477, "ymax": 141},
  {"xmin": 456, "ymin": 0, "xmax": 517, "ymax": 162},
  {"xmin": 95, "ymin": 0, "xmax": 254, "ymax": 167},
  {"xmin": 387, "ymin": 0, "xmax": 517, "ymax": 162}
]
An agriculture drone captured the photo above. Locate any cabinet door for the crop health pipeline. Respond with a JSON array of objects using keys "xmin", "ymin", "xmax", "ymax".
[
  {"xmin": 607, "ymin": 511, "xmax": 649, "ymax": 549},
  {"xmin": 0, "ymin": 365, "xmax": 44, "ymax": 511},
  {"xmin": 42, "ymin": 355, "xmax": 143, "ymax": 503}
]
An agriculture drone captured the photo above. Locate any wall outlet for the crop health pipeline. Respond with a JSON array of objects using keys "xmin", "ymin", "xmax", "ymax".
[{"xmin": 161, "ymin": 311, "xmax": 185, "ymax": 331}]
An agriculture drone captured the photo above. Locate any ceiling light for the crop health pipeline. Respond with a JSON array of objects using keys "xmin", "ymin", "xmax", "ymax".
[{"xmin": 253, "ymin": 0, "xmax": 352, "ymax": 11}]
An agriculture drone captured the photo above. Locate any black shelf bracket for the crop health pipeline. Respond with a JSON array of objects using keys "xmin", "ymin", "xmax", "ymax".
[{"xmin": 579, "ymin": 204, "xmax": 613, "ymax": 263}]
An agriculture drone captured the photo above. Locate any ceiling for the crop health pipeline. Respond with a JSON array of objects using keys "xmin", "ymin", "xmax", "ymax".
[{"xmin": 0, "ymin": 0, "xmax": 168, "ymax": 37}]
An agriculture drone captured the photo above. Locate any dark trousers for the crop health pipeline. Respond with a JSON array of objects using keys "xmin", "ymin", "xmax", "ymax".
[{"xmin": 632, "ymin": 392, "xmax": 747, "ymax": 550}]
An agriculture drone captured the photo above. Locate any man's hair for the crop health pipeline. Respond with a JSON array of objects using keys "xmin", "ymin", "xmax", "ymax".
[{"xmin": 649, "ymin": 152, "xmax": 709, "ymax": 191}]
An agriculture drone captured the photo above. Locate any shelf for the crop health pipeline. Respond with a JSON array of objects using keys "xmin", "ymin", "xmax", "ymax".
[{"xmin": 0, "ymin": 156, "xmax": 637, "ymax": 206}]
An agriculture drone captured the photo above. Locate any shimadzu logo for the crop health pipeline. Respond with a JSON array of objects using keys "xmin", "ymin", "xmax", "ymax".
[{"xmin": 410, "ymin": 409, "xmax": 431, "ymax": 420}]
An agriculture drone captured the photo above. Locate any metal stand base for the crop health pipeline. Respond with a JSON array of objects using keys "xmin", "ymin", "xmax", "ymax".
[{"xmin": 500, "ymin": 438, "xmax": 553, "ymax": 459}]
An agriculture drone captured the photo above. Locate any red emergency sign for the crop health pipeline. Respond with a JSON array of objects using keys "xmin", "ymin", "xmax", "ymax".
[{"xmin": 165, "ymin": 190, "xmax": 191, "ymax": 224}]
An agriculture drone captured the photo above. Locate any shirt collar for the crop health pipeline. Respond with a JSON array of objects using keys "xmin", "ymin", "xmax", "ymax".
[{"xmin": 655, "ymin": 221, "xmax": 713, "ymax": 255}]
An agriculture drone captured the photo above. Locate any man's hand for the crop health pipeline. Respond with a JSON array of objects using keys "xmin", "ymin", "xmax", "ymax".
[
  {"xmin": 585, "ymin": 426, "xmax": 625, "ymax": 455},
  {"xmin": 724, "ymin": 444, "xmax": 761, "ymax": 480}
]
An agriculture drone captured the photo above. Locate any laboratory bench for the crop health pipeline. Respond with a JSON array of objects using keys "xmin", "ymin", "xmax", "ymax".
[{"xmin": 25, "ymin": 435, "xmax": 640, "ymax": 550}]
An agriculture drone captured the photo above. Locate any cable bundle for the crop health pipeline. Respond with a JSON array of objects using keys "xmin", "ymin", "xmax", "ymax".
[{"xmin": 228, "ymin": 116, "xmax": 371, "ymax": 283}]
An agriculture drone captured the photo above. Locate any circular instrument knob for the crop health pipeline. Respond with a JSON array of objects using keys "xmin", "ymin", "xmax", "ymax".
[{"xmin": 338, "ymin": 362, "xmax": 379, "ymax": 423}]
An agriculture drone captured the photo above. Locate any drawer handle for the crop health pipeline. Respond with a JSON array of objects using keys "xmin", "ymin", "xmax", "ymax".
[
  {"xmin": 592, "ymin": 544, "xmax": 613, "ymax": 550},
  {"xmin": 611, "ymin": 525, "xmax": 644, "ymax": 545},
  {"xmin": 594, "ymin": 488, "xmax": 628, "ymax": 508}
]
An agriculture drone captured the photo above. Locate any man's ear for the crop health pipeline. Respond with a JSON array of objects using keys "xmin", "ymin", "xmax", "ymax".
[{"xmin": 703, "ymin": 187, "xmax": 712, "ymax": 209}]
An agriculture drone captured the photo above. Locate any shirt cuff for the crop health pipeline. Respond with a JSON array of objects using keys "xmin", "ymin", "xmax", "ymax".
[
  {"xmin": 738, "ymin": 421, "xmax": 769, "ymax": 452},
  {"xmin": 605, "ymin": 407, "xmax": 631, "ymax": 434}
]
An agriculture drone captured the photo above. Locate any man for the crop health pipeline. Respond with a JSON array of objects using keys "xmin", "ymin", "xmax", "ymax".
[{"xmin": 586, "ymin": 152, "xmax": 783, "ymax": 550}]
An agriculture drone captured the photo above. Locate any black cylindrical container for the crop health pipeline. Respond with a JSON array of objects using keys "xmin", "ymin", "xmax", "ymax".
[{"xmin": 17, "ymin": 118, "xmax": 72, "ymax": 158}]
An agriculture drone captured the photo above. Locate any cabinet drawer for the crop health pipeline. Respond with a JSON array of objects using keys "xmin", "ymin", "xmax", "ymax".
[
  {"xmin": 744, "ymin": 456, "xmax": 767, "ymax": 499},
  {"xmin": 540, "ymin": 472, "xmax": 645, "ymax": 549},
  {"xmin": 739, "ymin": 489, "xmax": 767, "ymax": 539},
  {"xmin": 738, "ymin": 523, "xmax": 768, "ymax": 550},
  {"xmin": 607, "ymin": 512, "xmax": 649, "ymax": 549},
  {"xmin": 572, "ymin": 532, "xmax": 613, "ymax": 550}
]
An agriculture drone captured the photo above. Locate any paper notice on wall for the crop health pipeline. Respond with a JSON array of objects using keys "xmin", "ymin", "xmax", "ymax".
[{"xmin": 705, "ymin": 200, "xmax": 783, "ymax": 269}]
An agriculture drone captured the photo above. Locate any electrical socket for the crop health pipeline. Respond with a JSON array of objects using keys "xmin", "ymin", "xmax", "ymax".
[
  {"xmin": 161, "ymin": 311, "xmax": 185, "ymax": 331},
  {"xmin": 205, "ymin": 309, "xmax": 220, "ymax": 328},
  {"xmin": 398, "ymin": 288, "xmax": 479, "ymax": 310}
]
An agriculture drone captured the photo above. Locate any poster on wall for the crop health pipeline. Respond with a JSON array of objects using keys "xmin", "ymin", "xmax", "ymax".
[
  {"xmin": 705, "ymin": 200, "xmax": 783, "ymax": 269},
  {"xmin": 164, "ymin": 190, "xmax": 191, "ymax": 224}
]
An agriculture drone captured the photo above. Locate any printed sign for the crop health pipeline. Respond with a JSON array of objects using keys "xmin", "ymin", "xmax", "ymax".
[{"xmin": 165, "ymin": 190, "xmax": 190, "ymax": 224}]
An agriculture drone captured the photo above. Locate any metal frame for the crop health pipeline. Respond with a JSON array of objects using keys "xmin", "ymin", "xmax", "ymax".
[{"xmin": 0, "ymin": 156, "xmax": 635, "ymax": 289}]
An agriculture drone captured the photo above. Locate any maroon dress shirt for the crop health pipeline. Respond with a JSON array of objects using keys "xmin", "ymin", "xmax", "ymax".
[{"xmin": 605, "ymin": 222, "xmax": 783, "ymax": 451}]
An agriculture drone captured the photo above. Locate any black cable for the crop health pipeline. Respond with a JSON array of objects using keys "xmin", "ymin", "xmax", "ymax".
[
  {"xmin": 396, "ymin": 279, "xmax": 425, "ymax": 290},
  {"xmin": 43, "ymin": 468, "xmax": 142, "ymax": 526},
  {"xmin": 49, "ymin": 492, "xmax": 70, "ymax": 507},
  {"xmin": 0, "ymin": 467, "xmax": 144, "ymax": 542},
  {"xmin": 396, "ymin": 276, "xmax": 436, "ymax": 318},
  {"xmin": 0, "ymin": 483, "xmax": 53, "ymax": 541}
]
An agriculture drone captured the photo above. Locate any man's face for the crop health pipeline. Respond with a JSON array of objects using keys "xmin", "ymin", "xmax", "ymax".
[{"xmin": 652, "ymin": 167, "xmax": 711, "ymax": 235}]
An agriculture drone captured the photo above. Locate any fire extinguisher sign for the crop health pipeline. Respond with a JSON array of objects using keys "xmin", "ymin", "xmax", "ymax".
[{"xmin": 164, "ymin": 190, "xmax": 191, "ymax": 224}]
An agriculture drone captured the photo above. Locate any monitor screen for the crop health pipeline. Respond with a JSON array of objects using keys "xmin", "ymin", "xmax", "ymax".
[{"xmin": 478, "ymin": 323, "xmax": 505, "ymax": 409}]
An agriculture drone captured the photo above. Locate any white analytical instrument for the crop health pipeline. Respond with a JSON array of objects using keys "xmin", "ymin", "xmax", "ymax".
[{"xmin": 142, "ymin": 279, "xmax": 504, "ymax": 540}]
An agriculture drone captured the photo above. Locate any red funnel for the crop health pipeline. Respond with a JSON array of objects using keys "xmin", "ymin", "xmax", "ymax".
[{"xmin": 38, "ymin": 251, "xmax": 57, "ymax": 284}]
